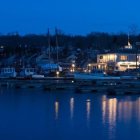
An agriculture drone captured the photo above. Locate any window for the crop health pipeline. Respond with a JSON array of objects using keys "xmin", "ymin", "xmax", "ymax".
[
  {"xmin": 120, "ymin": 55, "xmax": 127, "ymax": 61},
  {"xmin": 129, "ymin": 65, "xmax": 136, "ymax": 67},
  {"xmin": 120, "ymin": 65, "xmax": 128, "ymax": 67}
]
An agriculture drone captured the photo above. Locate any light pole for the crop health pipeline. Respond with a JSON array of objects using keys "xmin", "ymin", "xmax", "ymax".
[
  {"xmin": 56, "ymin": 71, "xmax": 60, "ymax": 77},
  {"xmin": 88, "ymin": 63, "xmax": 91, "ymax": 72},
  {"xmin": 71, "ymin": 64, "xmax": 75, "ymax": 72},
  {"xmin": 136, "ymin": 42, "xmax": 140, "ymax": 70}
]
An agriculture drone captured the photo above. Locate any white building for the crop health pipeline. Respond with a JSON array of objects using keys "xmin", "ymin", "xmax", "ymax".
[{"xmin": 97, "ymin": 52, "xmax": 140, "ymax": 71}]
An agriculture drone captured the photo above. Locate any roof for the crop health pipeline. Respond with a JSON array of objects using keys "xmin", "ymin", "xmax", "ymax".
[
  {"xmin": 98, "ymin": 49, "xmax": 139, "ymax": 55},
  {"xmin": 39, "ymin": 63, "xmax": 60, "ymax": 70}
]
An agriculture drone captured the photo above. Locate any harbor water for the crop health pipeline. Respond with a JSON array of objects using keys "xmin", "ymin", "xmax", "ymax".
[{"xmin": 0, "ymin": 88, "xmax": 140, "ymax": 140}]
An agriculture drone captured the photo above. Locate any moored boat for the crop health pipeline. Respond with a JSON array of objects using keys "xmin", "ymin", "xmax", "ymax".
[{"xmin": 74, "ymin": 69, "xmax": 120, "ymax": 80}]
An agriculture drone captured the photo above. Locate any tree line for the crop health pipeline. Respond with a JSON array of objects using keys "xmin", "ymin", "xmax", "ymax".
[{"xmin": 0, "ymin": 32, "xmax": 140, "ymax": 57}]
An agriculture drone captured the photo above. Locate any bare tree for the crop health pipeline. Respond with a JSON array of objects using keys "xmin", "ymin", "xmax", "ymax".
[{"xmin": 128, "ymin": 24, "xmax": 139, "ymax": 35}]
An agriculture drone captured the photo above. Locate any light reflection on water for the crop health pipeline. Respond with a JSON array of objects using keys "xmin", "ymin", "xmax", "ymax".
[
  {"xmin": 0, "ymin": 88, "xmax": 140, "ymax": 140},
  {"xmin": 70, "ymin": 97, "xmax": 74, "ymax": 120},
  {"xmin": 55, "ymin": 101, "xmax": 59, "ymax": 120},
  {"xmin": 102, "ymin": 97, "xmax": 117, "ymax": 139},
  {"xmin": 116, "ymin": 97, "xmax": 140, "ymax": 122},
  {"xmin": 86, "ymin": 99, "xmax": 91, "ymax": 120},
  {"xmin": 86, "ymin": 99, "xmax": 91, "ymax": 128},
  {"xmin": 101, "ymin": 96, "xmax": 140, "ymax": 140},
  {"xmin": 102, "ymin": 96, "xmax": 140, "ymax": 123}
]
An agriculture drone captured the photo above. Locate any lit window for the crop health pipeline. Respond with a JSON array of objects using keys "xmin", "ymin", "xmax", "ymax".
[
  {"xmin": 120, "ymin": 55, "xmax": 127, "ymax": 61},
  {"xmin": 120, "ymin": 65, "xmax": 128, "ymax": 67}
]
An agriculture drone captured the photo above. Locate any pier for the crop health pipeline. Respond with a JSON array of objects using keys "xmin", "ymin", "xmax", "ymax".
[
  {"xmin": 1, "ymin": 77, "xmax": 140, "ymax": 95},
  {"xmin": 0, "ymin": 77, "xmax": 75, "ymax": 90}
]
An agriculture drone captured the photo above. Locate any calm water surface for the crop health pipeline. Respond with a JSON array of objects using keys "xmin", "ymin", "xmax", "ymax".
[{"xmin": 0, "ymin": 88, "xmax": 140, "ymax": 140}]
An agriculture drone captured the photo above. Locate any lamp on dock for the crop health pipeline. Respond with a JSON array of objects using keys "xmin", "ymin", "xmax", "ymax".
[
  {"xmin": 88, "ymin": 63, "xmax": 91, "ymax": 72},
  {"xmin": 56, "ymin": 71, "xmax": 60, "ymax": 77},
  {"xmin": 71, "ymin": 63, "xmax": 75, "ymax": 72}
]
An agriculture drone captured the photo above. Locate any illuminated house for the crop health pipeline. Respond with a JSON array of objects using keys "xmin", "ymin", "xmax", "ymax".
[
  {"xmin": 97, "ymin": 52, "xmax": 140, "ymax": 71},
  {"xmin": 97, "ymin": 39, "xmax": 140, "ymax": 71},
  {"xmin": 97, "ymin": 42, "xmax": 140, "ymax": 72}
]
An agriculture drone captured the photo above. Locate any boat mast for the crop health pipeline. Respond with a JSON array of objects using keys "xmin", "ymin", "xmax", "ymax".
[
  {"xmin": 55, "ymin": 28, "xmax": 59, "ymax": 63},
  {"xmin": 128, "ymin": 32, "xmax": 130, "ymax": 46},
  {"xmin": 48, "ymin": 28, "xmax": 51, "ymax": 61}
]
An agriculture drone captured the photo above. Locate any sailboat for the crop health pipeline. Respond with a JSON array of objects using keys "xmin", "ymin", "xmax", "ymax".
[{"xmin": 36, "ymin": 28, "xmax": 62, "ymax": 77}]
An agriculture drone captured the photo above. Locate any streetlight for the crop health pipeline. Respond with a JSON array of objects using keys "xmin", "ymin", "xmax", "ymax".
[
  {"xmin": 88, "ymin": 63, "xmax": 91, "ymax": 72},
  {"xmin": 56, "ymin": 71, "xmax": 60, "ymax": 77},
  {"xmin": 71, "ymin": 64, "xmax": 75, "ymax": 72}
]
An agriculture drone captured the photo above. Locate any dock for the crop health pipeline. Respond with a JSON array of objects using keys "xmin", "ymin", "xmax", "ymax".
[
  {"xmin": 0, "ymin": 77, "xmax": 75, "ymax": 90},
  {"xmin": 1, "ymin": 77, "xmax": 140, "ymax": 95},
  {"xmin": 74, "ymin": 78, "xmax": 140, "ymax": 95}
]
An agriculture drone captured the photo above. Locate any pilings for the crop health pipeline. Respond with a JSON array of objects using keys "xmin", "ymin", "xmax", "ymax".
[
  {"xmin": 1, "ymin": 78, "xmax": 140, "ymax": 95},
  {"xmin": 0, "ymin": 78, "xmax": 75, "ymax": 91},
  {"xmin": 74, "ymin": 79, "xmax": 140, "ymax": 95}
]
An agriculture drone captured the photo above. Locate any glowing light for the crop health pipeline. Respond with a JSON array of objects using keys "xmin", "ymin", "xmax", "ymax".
[
  {"xmin": 56, "ymin": 71, "xmax": 59, "ymax": 75},
  {"xmin": 56, "ymin": 71, "xmax": 60, "ymax": 77},
  {"xmin": 108, "ymin": 98, "xmax": 117, "ymax": 125},
  {"xmin": 86, "ymin": 99, "xmax": 91, "ymax": 128},
  {"xmin": 86, "ymin": 99, "xmax": 91, "ymax": 102},
  {"xmin": 70, "ymin": 98, "xmax": 74, "ymax": 119},
  {"xmin": 55, "ymin": 101, "xmax": 59, "ymax": 120},
  {"xmin": 86, "ymin": 99, "xmax": 91, "ymax": 121},
  {"xmin": 71, "ymin": 63, "xmax": 75, "ymax": 72},
  {"xmin": 102, "ymin": 96, "xmax": 107, "ymax": 124},
  {"xmin": 102, "ymin": 100, "xmax": 106, "ymax": 124},
  {"xmin": 84, "ymin": 69, "xmax": 87, "ymax": 72},
  {"xmin": 0, "ymin": 46, "xmax": 4, "ymax": 49},
  {"xmin": 72, "ymin": 64, "xmax": 75, "ymax": 67},
  {"xmin": 88, "ymin": 70, "xmax": 91, "ymax": 73},
  {"xmin": 108, "ymin": 98, "xmax": 117, "ymax": 140}
]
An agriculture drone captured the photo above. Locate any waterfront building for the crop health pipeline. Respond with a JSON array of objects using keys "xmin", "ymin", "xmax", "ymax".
[
  {"xmin": 97, "ymin": 42, "xmax": 140, "ymax": 71},
  {"xmin": 97, "ymin": 52, "xmax": 140, "ymax": 71}
]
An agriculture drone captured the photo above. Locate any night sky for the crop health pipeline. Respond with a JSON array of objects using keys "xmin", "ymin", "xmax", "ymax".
[{"xmin": 0, "ymin": 0, "xmax": 139, "ymax": 35}]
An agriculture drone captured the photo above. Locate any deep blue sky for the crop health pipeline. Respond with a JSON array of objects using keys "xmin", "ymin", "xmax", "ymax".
[{"xmin": 0, "ymin": 0, "xmax": 139, "ymax": 35}]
